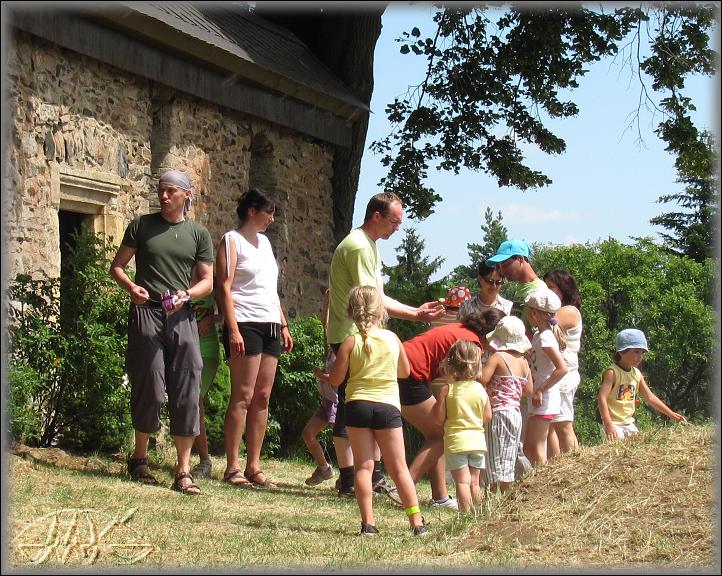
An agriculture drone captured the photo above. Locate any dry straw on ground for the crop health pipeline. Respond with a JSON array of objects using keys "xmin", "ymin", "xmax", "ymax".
[
  {"xmin": 6, "ymin": 423, "xmax": 718, "ymax": 571},
  {"xmin": 465, "ymin": 424, "xmax": 717, "ymax": 569}
]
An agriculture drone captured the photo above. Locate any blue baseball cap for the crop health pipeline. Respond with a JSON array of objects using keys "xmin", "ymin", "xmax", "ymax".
[
  {"xmin": 616, "ymin": 329, "xmax": 649, "ymax": 352},
  {"xmin": 485, "ymin": 238, "xmax": 531, "ymax": 265}
]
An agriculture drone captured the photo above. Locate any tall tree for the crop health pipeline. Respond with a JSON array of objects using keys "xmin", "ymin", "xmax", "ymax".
[
  {"xmin": 450, "ymin": 207, "xmax": 508, "ymax": 285},
  {"xmin": 371, "ymin": 4, "xmax": 717, "ymax": 219},
  {"xmin": 382, "ymin": 228, "xmax": 445, "ymax": 340},
  {"xmin": 650, "ymin": 131, "xmax": 719, "ymax": 263}
]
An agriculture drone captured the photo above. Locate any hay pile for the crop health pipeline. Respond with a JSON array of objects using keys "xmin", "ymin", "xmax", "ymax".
[{"xmin": 465, "ymin": 424, "xmax": 717, "ymax": 569}]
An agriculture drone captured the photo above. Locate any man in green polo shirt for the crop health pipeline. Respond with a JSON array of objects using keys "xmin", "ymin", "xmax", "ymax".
[{"xmin": 328, "ymin": 191, "xmax": 444, "ymax": 499}]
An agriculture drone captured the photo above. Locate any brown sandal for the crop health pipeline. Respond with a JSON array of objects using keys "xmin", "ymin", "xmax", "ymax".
[
  {"xmin": 172, "ymin": 472, "xmax": 201, "ymax": 495},
  {"xmin": 244, "ymin": 469, "xmax": 277, "ymax": 489},
  {"xmin": 127, "ymin": 457, "xmax": 159, "ymax": 485},
  {"xmin": 223, "ymin": 469, "xmax": 254, "ymax": 488}
]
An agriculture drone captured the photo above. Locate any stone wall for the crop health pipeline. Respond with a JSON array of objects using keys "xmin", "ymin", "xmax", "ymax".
[{"xmin": 5, "ymin": 31, "xmax": 337, "ymax": 318}]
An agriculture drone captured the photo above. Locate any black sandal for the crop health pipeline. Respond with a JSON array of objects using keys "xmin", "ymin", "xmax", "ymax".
[
  {"xmin": 172, "ymin": 472, "xmax": 201, "ymax": 495},
  {"xmin": 127, "ymin": 457, "xmax": 159, "ymax": 485},
  {"xmin": 244, "ymin": 469, "xmax": 277, "ymax": 489},
  {"xmin": 224, "ymin": 469, "xmax": 254, "ymax": 488}
]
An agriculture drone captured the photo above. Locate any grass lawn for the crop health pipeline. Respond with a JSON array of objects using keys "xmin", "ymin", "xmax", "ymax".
[{"xmin": 5, "ymin": 423, "xmax": 717, "ymax": 572}]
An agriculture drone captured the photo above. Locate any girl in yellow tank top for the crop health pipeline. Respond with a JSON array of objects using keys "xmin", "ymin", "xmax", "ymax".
[{"xmin": 315, "ymin": 286, "xmax": 429, "ymax": 537}]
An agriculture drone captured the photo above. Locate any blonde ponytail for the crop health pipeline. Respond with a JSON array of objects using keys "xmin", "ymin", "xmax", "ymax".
[
  {"xmin": 549, "ymin": 316, "xmax": 567, "ymax": 351},
  {"xmin": 347, "ymin": 286, "xmax": 385, "ymax": 357}
]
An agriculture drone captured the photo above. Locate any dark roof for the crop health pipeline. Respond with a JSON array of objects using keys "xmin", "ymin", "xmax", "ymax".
[{"xmin": 109, "ymin": 1, "xmax": 368, "ymax": 119}]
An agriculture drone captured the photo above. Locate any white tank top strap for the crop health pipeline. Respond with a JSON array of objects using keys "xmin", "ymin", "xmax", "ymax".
[{"xmin": 497, "ymin": 351, "xmax": 517, "ymax": 378}]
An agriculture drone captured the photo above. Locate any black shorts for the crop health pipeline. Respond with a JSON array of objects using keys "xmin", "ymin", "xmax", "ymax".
[
  {"xmin": 223, "ymin": 322, "xmax": 282, "ymax": 358},
  {"xmin": 345, "ymin": 400, "xmax": 402, "ymax": 430},
  {"xmin": 398, "ymin": 377, "xmax": 433, "ymax": 406}
]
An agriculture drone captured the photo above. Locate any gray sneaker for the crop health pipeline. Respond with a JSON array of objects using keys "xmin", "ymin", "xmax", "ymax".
[
  {"xmin": 338, "ymin": 485, "xmax": 355, "ymax": 498},
  {"xmin": 372, "ymin": 477, "xmax": 402, "ymax": 505},
  {"xmin": 191, "ymin": 459, "xmax": 212, "ymax": 479},
  {"xmin": 360, "ymin": 523, "xmax": 379, "ymax": 536}
]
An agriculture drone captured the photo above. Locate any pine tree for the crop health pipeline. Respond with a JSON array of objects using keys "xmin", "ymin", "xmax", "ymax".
[
  {"xmin": 651, "ymin": 131, "xmax": 719, "ymax": 263},
  {"xmin": 382, "ymin": 228, "xmax": 445, "ymax": 339},
  {"xmin": 450, "ymin": 207, "xmax": 508, "ymax": 286}
]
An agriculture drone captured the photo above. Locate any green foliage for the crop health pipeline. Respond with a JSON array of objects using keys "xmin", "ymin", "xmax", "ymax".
[
  {"xmin": 450, "ymin": 207, "xmax": 508, "ymax": 286},
  {"xmin": 382, "ymin": 228, "xmax": 446, "ymax": 340},
  {"xmin": 271, "ymin": 315, "xmax": 329, "ymax": 457},
  {"xmin": 7, "ymin": 227, "xmax": 131, "ymax": 450},
  {"xmin": 531, "ymin": 238, "xmax": 715, "ymax": 446},
  {"xmin": 372, "ymin": 5, "xmax": 717, "ymax": 219},
  {"xmin": 651, "ymin": 131, "xmax": 719, "ymax": 262},
  {"xmin": 203, "ymin": 357, "xmax": 231, "ymax": 455}
]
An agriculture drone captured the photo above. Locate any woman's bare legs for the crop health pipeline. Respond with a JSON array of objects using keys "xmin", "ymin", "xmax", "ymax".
[
  {"xmin": 244, "ymin": 354, "xmax": 278, "ymax": 482},
  {"xmin": 402, "ymin": 398, "xmax": 449, "ymax": 501}
]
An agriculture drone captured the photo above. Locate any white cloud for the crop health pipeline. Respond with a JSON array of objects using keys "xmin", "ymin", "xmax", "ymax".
[{"xmin": 500, "ymin": 204, "xmax": 581, "ymax": 224}]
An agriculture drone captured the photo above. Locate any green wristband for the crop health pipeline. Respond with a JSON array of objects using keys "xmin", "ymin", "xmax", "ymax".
[{"xmin": 404, "ymin": 505, "xmax": 420, "ymax": 517}]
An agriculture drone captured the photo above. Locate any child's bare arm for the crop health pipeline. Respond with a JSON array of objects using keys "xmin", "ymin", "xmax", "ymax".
[
  {"xmin": 531, "ymin": 346, "xmax": 568, "ymax": 407},
  {"xmin": 522, "ymin": 363, "xmax": 533, "ymax": 398},
  {"xmin": 638, "ymin": 376, "xmax": 688, "ymax": 423},
  {"xmin": 598, "ymin": 369, "xmax": 618, "ymax": 440},
  {"xmin": 314, "ymin": 336, "xmax": 352, "ymax": 387},
  {"xmin": 482, "ymin": 394, "xmax": 492, "ymax": 424},
  {"xmin": 396, "ymin": 336, "xmax": 411, "ymax": 379},
  {"xmin": 479, "ymin": 354, "xmax": 498, "ymax": 386}
]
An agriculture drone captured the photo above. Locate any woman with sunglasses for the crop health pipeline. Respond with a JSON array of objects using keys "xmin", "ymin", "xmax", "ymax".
[{"xmin": 460, "ymin": 262, "xmax": 513, "ymax": 318}]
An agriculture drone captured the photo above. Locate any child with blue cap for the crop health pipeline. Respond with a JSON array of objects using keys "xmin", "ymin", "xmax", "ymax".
[{"xmin": 598, "ymin": 329, "xmax": 687, "ymax": 440}]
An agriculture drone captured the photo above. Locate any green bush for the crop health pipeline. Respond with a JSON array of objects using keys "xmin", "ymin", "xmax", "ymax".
[
  {"xmin": 531, "ymin": 238, "xmax": 715, "ymax": 446},
  {"xmin": 7, "ymin": 227, "xmax": 131, "ymax": 450},
  {"xmin": 203, "ymin": 355, "xmax": 231, "ymax": 455},
  {"xmin": 270, "ymin": 315, "xmax": 329, "ymax": 458}
]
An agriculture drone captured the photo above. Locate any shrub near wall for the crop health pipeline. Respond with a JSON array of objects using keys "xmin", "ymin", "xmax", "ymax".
[
  {"xmin": 269, "ymin": 315, "xmax": 329, "ymax": 458},
  {"xmin": 7, "ymin": 228, "xmax": 131, "ymax": 451}
]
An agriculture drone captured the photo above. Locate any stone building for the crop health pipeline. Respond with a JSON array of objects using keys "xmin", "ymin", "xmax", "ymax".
[{"xmin": 3, "ymin": 2, "xmax": 381, "ymax": 318}]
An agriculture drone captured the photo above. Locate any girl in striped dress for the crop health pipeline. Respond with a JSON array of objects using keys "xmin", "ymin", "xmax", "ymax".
[{"xmin": 481, "ymin": 315, "xmax": 533, "ymax": 493}]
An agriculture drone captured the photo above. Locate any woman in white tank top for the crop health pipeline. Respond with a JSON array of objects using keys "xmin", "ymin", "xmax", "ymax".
[
  {"xmin": 543, "ymin": 269, "xmax": 583, "ymax": 457},
  {"xmin": 216, "ymin": 188, "xmax": 293, "ymax": 489}
]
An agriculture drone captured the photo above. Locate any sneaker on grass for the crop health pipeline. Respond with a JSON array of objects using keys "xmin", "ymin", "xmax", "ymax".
[
  {"xmin": 305, "ymin": 464, "xmax": 334, "ymax": 486},
  {"xmin": 360, "ymin": 523, "xmax": 379, "ymax": 536},
  {"xmin": 372, "ymin": 477, "xmax": 402, "ymax": 505},
  {"xmin": 430, "ymin": 495, "xmax": 458, "ymax": 510},
  {"xmin": 191, "ymin": 459, "xmax": 212, "ymax": 479}
]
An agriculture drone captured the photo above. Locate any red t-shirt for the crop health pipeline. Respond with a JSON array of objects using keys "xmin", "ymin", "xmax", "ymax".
[{"xmin": 403, "ymin": 323, "xmax": 482, "ymax": 382}]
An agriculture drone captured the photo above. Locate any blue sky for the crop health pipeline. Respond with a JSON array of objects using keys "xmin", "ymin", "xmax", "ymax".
[{"xmin": 354, "ymin": 3, "xmax": 720, "ymax": 279}]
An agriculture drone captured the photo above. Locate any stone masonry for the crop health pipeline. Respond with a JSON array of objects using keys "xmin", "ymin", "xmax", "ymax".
[{"xmin": 5, "ymin": 31, "xmax": 337, "ymax": 318}]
